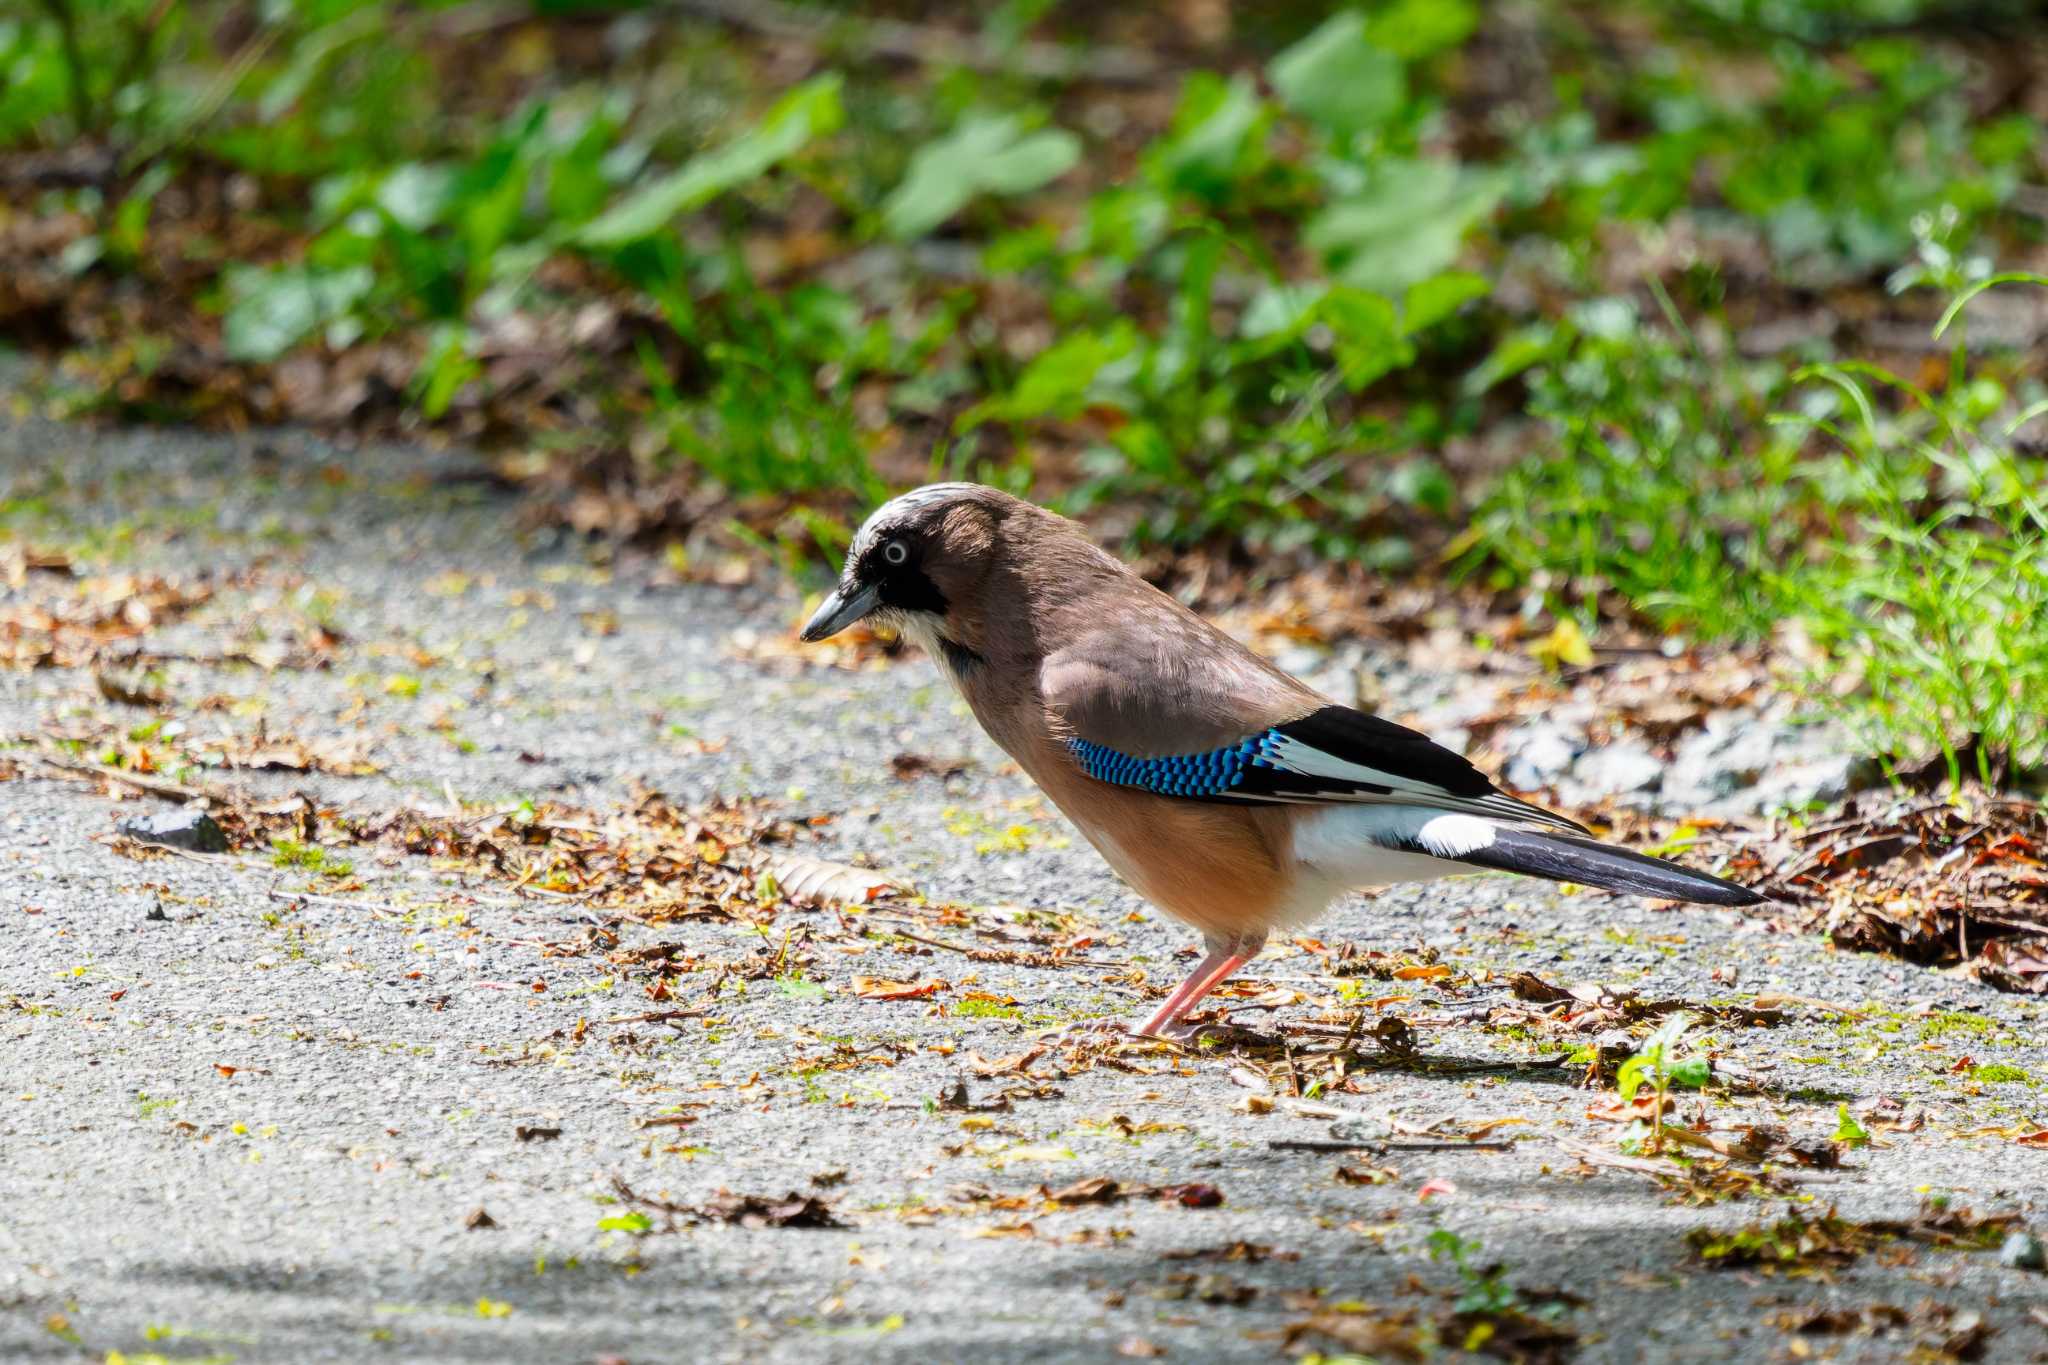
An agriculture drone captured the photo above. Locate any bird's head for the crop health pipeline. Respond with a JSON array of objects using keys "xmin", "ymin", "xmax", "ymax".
[{"xmin": 800, "ymin": 483, "xmax": 1012, "ymax": 646}]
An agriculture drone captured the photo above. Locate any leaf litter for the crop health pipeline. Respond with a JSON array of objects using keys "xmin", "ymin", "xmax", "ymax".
[
  {"xmin": 1, "ymin": 567, "xmax": 220, "ymax": 670},
  {"xmin": 1689, "ymin": 1197, "xmax": 2025, "ymax": 1274},
  {"xmin": 608, "ymin": 1176, "xmax": 841, "ymax": 1231},
  {"xmin": 1715, "ymin": 790, "xmax": 2048, "ymax": 993},
  {"xmin": 1770, "ymin": 1301, "xmax": 1994, "ymax": 1362}
]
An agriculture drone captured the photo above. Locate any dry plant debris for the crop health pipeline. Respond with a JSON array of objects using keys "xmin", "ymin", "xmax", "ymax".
[
  {"xmin": 1715, "ymin": 791, "xmax": 2048, "ymax": 992},
  {"xmin": 608, "ymin": 1177, "xmax": 842, "ymax": 1231},
  {"xmin": 1770, "ymin": 1301, "xmax": 1993, "ymax": 1362},
  {"xmin": 1282, "ymin": 1284, "xmax": 1581, "ymax": 1363},
  {"xmin": 1688, "ymin": 1198, "xmax": 2025, "ymax": 1274},
  {"xmin": 1, "ymin": 566, "xmax": 218, "ymax": 670}
]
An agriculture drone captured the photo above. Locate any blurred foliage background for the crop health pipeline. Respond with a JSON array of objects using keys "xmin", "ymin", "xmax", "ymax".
[{"xmin": 1, "ymin": 0, "xmax": 2045, "ymax": 785}]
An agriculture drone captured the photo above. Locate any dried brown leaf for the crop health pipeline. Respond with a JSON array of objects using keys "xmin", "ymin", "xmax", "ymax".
[
  {"xmin": 759, "ymin": 851, "xmax": 909, "ymax": 908},
  {"xmin": 851, "ymin": 976, "xmax": 944, "ymax": 1001},
  {"xmin": 699, "ymin": 1189, "xmax": 842, "ymax": 1228},
  {"xmin": 1285, "ymin": 1309, "xmax": 1426, "ymax": 1362},
  {"xmin": 1044, "ymin": 1176, "xmax": 1123, "ymax": 1205}
]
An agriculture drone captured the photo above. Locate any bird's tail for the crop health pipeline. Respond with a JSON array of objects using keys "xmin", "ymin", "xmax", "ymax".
[{"xmin": 1456, "ymin": 827, "xmax": 1764, "ymax": 907}]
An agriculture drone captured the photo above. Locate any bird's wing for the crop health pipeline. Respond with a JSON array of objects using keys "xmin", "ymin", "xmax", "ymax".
[{"xmin": 1041, "ymin": 639, "xmax": 1587, "ymax": 835}]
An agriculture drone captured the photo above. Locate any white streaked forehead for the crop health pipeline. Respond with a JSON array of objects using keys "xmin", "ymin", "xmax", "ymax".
[{"xmin": 847, "ymin": 482, "xmax": 983, "ymax": 561}]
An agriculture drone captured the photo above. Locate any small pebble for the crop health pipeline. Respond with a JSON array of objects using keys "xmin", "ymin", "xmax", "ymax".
[
  {"xmin": 116, "ymin": 807, "xmax": 227, "ymax": 853},
  {"xmin": 1999, "ymin": 1231, "xmax": 2045, "ymax": 1271},
  {"xmin": 1328, "ymin": 1115, "xmax": 1393, "ymax": 1145}
]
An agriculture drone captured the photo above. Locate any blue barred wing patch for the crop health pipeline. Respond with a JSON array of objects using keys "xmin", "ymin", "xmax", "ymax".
[
  {"xmin": 1061, "ymin": 705, "xmax": 1591, "ymax": 833},
  {"xmin": 1066, "ymin": 732, "xmax": 1285, "ymax": 799}
]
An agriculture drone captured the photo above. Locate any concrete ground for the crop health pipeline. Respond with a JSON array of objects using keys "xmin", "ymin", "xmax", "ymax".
[{"xmin": 2, "ymin": 413, "xmax": 2044, "ymax": 1364}]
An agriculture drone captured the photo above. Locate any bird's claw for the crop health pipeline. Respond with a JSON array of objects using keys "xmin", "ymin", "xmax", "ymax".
[
  {"xmin": 1035, "ymin": 1016, "xmax": 1201, "ymax": 1052},
  {"xmin": 1032, "ymin": 1013, "xmax": 1258, "ymax": 1052},
  {"xmin": 1035, "ymin": 1016, "xmax": 1137, "ymax": 1046}
]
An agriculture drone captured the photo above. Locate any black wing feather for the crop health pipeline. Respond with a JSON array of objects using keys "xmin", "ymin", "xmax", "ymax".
[
  {"xmin": 1231, "ymin": 706, "xmax": 1589, "ymax": 834},
  {"xmin": 1275, "ymin": 706, "xmax": 1496, "ymax": 797},
  {"xmin": 1455, "ymin": 828, "xmax": 1765, "ymax": 906}
]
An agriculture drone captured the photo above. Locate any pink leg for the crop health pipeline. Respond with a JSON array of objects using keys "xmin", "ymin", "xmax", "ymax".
[{"xmin": 1136, "ymin": 934, "xmax": 1264, "ymax": 1038}]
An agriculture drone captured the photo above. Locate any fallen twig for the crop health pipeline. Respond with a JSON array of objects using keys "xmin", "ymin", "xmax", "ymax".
[
  {"xmin": 37, "ymin": 754, "xmax": 221, "ymax": 803},
  {"xmin": 1554, "ymin": 1139, "xmax": 1672, "ymax": 1183},
  {"xmin": 1748, "ymin": 992, "xmax": 1863, "ymax": 1016},
  {"xmin": 263, "ymin": 888, "xmax": 422, "ymax": 925},
  {"xmin": 1267, "ymin": 1139, "xmax": 1515, "ymax": 1155},
  {"xmin": 602, "ymin": 1009, "xmax": 705, "ymax": 1027},
  {"xmin": 874, "ymin": 925, "xmax": 1129, "ymax": 970}
]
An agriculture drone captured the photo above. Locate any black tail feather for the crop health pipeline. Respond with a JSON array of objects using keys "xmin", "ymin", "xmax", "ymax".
[{"xmin": 1456, "ymin": 828, "xmax": 1764, "ymax": 907}]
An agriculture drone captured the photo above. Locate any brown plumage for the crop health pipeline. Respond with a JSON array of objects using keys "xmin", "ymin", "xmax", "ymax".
[{"xmin": 803, "ymin": 483, "xmax": 1764, "ymax": 1038}]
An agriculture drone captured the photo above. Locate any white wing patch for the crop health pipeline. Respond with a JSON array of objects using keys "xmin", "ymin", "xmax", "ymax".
[
  {"xmin": 1415, "ymin": 813, "xmax": 1499, "ymax": 857},
  {"xmin": 1255, "ymin": 733, "xmax": 1584, "ymax": 834},
  {"xmin": 1264, "ymin": 733, "xmax": 1450, "ymax": 798}
]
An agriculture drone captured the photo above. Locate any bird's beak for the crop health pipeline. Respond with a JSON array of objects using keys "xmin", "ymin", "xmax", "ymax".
[{"xmin": 800, "ymin": 580, "xmax": 880, "ymax": 642}]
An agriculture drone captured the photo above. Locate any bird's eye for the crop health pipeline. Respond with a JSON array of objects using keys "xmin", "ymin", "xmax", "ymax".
[{"xmin": 882, "ymin": 539, "xmax": 909, "ymax": 566}]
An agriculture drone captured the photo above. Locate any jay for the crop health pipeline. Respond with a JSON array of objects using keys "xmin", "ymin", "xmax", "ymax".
[{"xmin": 802, "ymin": 484, "xmax": 1763, "ymax": 1039}]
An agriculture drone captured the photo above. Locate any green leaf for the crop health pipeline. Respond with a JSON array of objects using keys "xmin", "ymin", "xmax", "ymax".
[
  {"xmin": 107, "ymin": 162, "xmax": 172, "ymax": 264},
  {"xmin": 597, "ymin": 1211, "xmax": 653, "ymax": 1233},
  {"xmin": 1933, "ymin": 271, "xmax": 2048, "ymax": 340},
  {"xmin": 546, "ymin": 100, "xmax": 630, "ymax": 226},
  {"xmin": 1306, "ymin": 159, "xmax": 1502, "ymax": 293},
  {"xmin": 413, "ymin": 324, "xmax": 480, "ymax": 419},
  {"xmin": 995, "ymin": 324, "xmax": 1135, "ymax": 422},
  {"xmin": 1401, "ymin": 271, "xmax": 1490, "ymax": 335},
  {"xmin": 576, "ymin": 74, "xmax": 844, "ymax": 248},
  {"xmin": 1569, "ymin": 296, "xmax": 1640, "ymax": 341},
  {"xmin": 1833, "ymin": 1103, "xmax": 1870, "ymax": 1147},
  {"xmin": 221, "ymin": 263, "xmax": 375, "ymax": 363},
  {"xmin": 1425, "ymin": 1228, "xmax": 1468, "ymax": 1262},
  {"xmin": 1666, "ymin": 1057, "xmax": 1712, "ymax": 1091},
  {"xmin": 777, "ymin": 973, "xmax": 827, "ymax": 1001},
  {"xmin": 1632, "ymin": 1011, "xmax": 1696, "ymax": 1075},
  {"xmin": 1152, "ymin": 73, "xmax": 1265, "ymax": 201},
  {"xmin": 1238, "ymin": 283, "xmax": 1328, "ymax": 344},
  {"xmin": 373, "ymin": 219, "xmax": 464, "ymax": 317},
  {"xmin": 308, "ymin": 168, "xmax": 378, "ymax": 229},
  {"xmin": 1463, "ymin": 320, "xmax": 1564, "ymax": 396},
  {"xmin": 1645, "ymin": 1011, "xmax": 1695, "ymax": 1053},
  {"xmin": 1385, "ymin": 457, "xmax": 1455, "ymax": 517},
  {"xmin": 256, "ymin": 6, "xmax": 383, "ymax": 124},
  {"xmin": 1082, "ymin": 185, "xmax": 1169, "ymax": 263},
  {"xmin": 882, "ymin": 113, "xmax": 1080, "ymax": 240},
  {"xmin": 1318, "ymin": 286, "xmax": 1412, "ymax": 389},
  {"xmin": 376, "ymin": 163, "xmax": 455, "ymax": 232},
  {"xmin": 961, "ymin": 321, "xmax": 1137, "ymax": 428},
  {"xmin": 1269, "ymin": 11, "xmax": 1405, "ymax": 138},
  {"xmin": 453, "ymin": 108, "xmax": 551, "ymax": 295},
  {"xmin": 980, "ymin": 130, "xmax": 1083, "ymax": 195},
  {"xmin": 1366, "ymin": 0, "xmax": 1479, "ymax": 59},
  {"xmin": 1616, "ymin": 1055, "xmax": 1650, "ymax": 1103}
]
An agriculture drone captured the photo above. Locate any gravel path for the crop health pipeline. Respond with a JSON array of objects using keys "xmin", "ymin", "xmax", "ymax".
[{"xmin": 3, "ymin": 413, "xmax": 2045, "ymax": 1364}]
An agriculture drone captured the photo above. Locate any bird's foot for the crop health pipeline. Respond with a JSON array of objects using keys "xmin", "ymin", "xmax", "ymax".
[
  {"xmin": 1034, "ymin": 1015, "xmax": 1187, "ymax": 1054},
  {"xmin": 1033, "ymin": 1012, "xmax": 1273, "ymax": 1054},
  {"xmin": 1034, "ymin": 1015, "xmax": 1137, "ymax": 1046},
  {"xmin": 1164, "ymin": 1017, "xmax": 1284, "ymax": 1052},
  {"xmin": 1035, "ymin": 1013, "xmax": 1269, "ymax": 1052}
]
